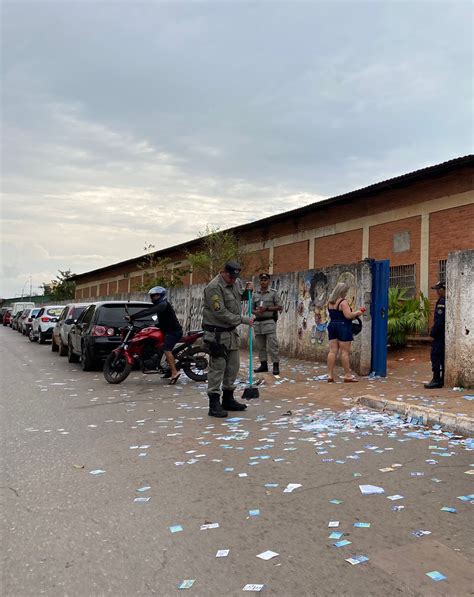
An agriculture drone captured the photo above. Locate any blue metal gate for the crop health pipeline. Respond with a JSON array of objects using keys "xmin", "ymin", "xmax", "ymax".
[{"xmin": 371, "ymin": 259, "xmax": 389, "ymax": 376}]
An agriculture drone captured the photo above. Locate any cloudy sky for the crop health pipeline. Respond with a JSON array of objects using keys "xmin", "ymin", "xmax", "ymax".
[{"xmin": 1, "ymin": 1, "xmax": 472, "ymax": 298}]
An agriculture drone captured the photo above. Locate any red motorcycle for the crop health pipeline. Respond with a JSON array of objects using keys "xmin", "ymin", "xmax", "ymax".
[{"xmin": 103, "ymin": 321, "xmax": 210, "ymax": 384}]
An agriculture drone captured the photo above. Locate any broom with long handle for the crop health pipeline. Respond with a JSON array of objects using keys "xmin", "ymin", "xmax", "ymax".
[{"xmin": 242, "ymin": 288, "xmax": 259, "ymax": 400}]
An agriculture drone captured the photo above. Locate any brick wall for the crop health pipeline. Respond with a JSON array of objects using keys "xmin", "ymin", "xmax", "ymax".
[
  {"xmin": 314, "ymin": 229, "xmax": 363, "ymax": 267},
  {"xmin": 369, "ymin": 217, "xmax": 422, "ymax": 294},
  {"xmin": 273, "ymin": 240, "xmax": 309, "ymax": 273},
  {"xmin": 429, "ymin": 203, "xmax": 474, "ymax": 306},
  {"xmin": 243, "ymin": 248, "xmax": 271, "ymax": 277},
  {"xmin": 118, "ymin": 278, "xmax": 129, "ymax": 293}
]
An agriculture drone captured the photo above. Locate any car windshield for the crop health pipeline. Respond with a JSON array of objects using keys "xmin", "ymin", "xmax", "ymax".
[
  {"xmin": 97, "ymin": 304, "xmax": 154, "ymax": 326},
  {"xmin": 47, "ymin": 308, "xmax": 64, "ymax": 317}
]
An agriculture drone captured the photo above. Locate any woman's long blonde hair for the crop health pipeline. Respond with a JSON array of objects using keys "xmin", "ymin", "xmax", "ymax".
[{"xmin": 328, "ymin": 282, "xmax": 349, "ymax": 305}]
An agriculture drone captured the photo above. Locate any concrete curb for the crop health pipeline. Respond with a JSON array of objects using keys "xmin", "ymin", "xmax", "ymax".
[{"xmin": 354, "ymin": 394, "xmax": 474, "ymax": 437}]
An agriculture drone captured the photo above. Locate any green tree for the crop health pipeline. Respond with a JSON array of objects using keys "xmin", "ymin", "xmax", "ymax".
[
  {"xmin": 41, "ymin": 269, "xmax": 76, "ymax": 301},
  {"xmin": 186, "ymin": 226, "xmax": 247, "ymax": 284},
  {"xmin": 138, "ymin": 243, "xmax": 189, "ymax": 290},
  {"xmin": 387, "ymin": 287, "xmax": 430, "ymax": 348}
]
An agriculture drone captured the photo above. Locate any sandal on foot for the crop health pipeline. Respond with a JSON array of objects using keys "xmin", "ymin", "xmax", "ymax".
[
  {"xmin": 168, "ymin": 374, "xmax": 181, "ymax": 385},
  {"xmin": 327, "ymin": 378, "xmax": 334, "ymax": 383},
  {"xmin": 344, "ymin": 377, "xmax": 359, "ymax": 383}
]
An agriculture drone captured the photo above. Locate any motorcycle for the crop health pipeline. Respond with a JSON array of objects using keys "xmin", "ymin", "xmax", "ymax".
[{"xmin": 103, "ymin": 319, "xmax": 210, "ymax": 385}]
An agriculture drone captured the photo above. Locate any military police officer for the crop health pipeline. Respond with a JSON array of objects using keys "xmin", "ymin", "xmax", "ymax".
[
  {"xmin": 253, "ymin": 273, "xmax": 283, "ymax": 375},
  {"xmin": 202, "ymin": 261, "xmax": 254, "ymax": 417},
  {"xmin": 424, "ymin": 281, "xmax": 446, "ymax": 389}
]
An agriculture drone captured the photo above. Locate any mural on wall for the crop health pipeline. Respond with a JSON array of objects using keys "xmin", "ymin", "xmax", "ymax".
[{"xmin": 292, "ymin": 269, "xmax": 358, "ymax": 348}]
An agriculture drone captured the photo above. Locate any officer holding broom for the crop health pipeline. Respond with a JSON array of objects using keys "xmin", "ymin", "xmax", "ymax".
[{"xmin": 202, "ymin": 261, "xmax": 254, "ymax": 418}]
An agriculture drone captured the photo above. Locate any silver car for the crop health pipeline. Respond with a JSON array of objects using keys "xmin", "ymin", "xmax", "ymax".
[{"xmin": 52, "ymin": 303, "xmax": 89, "ymax": 355}]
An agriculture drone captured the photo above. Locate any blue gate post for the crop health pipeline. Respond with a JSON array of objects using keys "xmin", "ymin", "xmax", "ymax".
[{"xmin": 371, "ymin": 259, "xmax": 389, "ymax": 376}]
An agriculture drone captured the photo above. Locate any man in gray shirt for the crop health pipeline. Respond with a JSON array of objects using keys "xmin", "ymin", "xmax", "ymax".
[{"xmin": 202, "ymin": 261, "xmax": 254, "ymax": 417}]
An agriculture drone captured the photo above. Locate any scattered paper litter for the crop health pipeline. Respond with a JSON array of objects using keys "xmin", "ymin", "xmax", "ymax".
[
  {"xmin": 134, "ymin": 497, "xmax": 151, "ymax": 503},
  {"xmin": 177, "ymin": 579, "xmax": 195, "ymax": 589},
  {"xmin": 346, "ymin": 555, "xmax": 369, "ymax": 565},
  {"xmin": 283, "ymin": 483, "xmax": 302, "ymax": 493},
  {"xmin": 328, "ymin": 521, "xmax": 340, "ymax": 528},
  {"xmin": 359, "ymin": 484, "xmax": 384, "ymax": 495},
  {"xmin": 200, "ymin": 523, "xmax": 219, "ymax": 530},
  {"xmin": 426, "ymin": 571, "xmax": 447, "ymax": 582},
  {"xmin": 256, "ymin": 550, "xmax": 279, "ymax": 560},
  {"xmin": 216, "ymin": 549, "xmax": 229, "ymax": 558},
  {"xmin": 89, "ymin": 469, "xmax": 105, "ymax": 475},
  {"xmin": 333, "ymin": 539, "xmax": 352, "ymax": 548},
  {"xmin": 243, "ymin": 585, "xmax": 265, "ymax": 592}
]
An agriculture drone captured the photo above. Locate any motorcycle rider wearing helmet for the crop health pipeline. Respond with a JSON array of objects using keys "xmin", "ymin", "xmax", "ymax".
[{"xmin": 127, "ymin": 286, "xmax": 183, "ymax": 384}]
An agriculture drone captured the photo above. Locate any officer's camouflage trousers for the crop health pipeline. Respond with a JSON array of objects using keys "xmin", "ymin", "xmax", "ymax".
[
  {"xmin": 255, "ymin": 331, "xmax": 279, "ymax": 363},
  {"xmin": 207, "ymin": 349, "xmax": 240, "ymax": 395}
]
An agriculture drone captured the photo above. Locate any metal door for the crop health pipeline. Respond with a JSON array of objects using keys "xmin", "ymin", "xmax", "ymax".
[{"xmin": 371, "ymin": 259, "xmax": 389, "ymax": 376}]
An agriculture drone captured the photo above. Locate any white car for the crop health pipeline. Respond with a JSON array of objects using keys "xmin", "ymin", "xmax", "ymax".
[
  {"xmin": 29, "ymin": 305, "xmax": 64, "ymax": 344},
  {"xmin": 52, "ymin": 303, "xmax": 89, "ymax": 356}
]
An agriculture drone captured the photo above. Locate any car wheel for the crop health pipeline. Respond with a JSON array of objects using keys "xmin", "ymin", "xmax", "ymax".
[
  {"xmin": 51, "ymin": 337, "xmax": 59, "ymax": 352},
  {"xmin": 59, "ymin": 338, "xmax": 68, "ymax": 356},
  {"xmin": 81, "ymin": 344, "xmax": 96, "ymax": 371},
  {"xmin": 29, "ymin": 329, "xmax": 37, "ymax": 342},
  {"xmin": 38, "ymin": 331, "xmax": 46, "ymax": 344},
  {"xmin": 68, "ymin": 341, "xmax": 80, "ymax": 363}
]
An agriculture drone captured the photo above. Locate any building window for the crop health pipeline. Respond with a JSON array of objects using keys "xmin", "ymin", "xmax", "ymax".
[
  {"xmin": 438, "ymin": 259, "xmax": 447, "ymax": 284},
  {"xmin": 390, "ymin": 264, "xmax": 416, "ymax": 297}
]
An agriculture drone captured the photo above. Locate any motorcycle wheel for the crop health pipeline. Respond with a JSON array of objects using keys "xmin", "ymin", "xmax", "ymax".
[
  {"xmin": 103, "ymin": 351, "xmax": 132, "ymax": 384},
  {"xmin": 182, "ymin": 345, "xmax": 210, "ymax": 382}
]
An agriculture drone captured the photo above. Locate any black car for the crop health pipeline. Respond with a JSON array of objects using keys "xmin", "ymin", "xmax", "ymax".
[{"xmin": 67, "ymin": 301, "xmax": 153, "ymax": 371}]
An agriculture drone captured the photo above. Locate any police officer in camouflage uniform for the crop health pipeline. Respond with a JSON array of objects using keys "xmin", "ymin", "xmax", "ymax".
[
  {"xmin": 425, "ymin": 281, "xmax": 446, "ymax": 389},
  {"xmin": 202, "ymin": 261, "xmax": 254, "ymax": 418},
  {"xmin": 253, "ymin": 273, "xmax": 283, "ymax": 375}
]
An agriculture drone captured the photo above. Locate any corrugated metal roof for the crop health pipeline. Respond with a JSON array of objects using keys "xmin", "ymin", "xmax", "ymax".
[{"xmin": 70, "ymin": 155, "xmax": 473, "ymax": 281}]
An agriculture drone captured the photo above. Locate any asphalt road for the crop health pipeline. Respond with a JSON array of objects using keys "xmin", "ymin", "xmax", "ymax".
[{"xmin": 1, "ymin": 327, "xmax": 473, "ymax": 597}]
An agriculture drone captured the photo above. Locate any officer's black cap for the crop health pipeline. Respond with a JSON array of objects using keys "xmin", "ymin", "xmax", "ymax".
[
  {"xmin": 431, "ymin": 281, "xmax": 446, "ymax": 290},
  {"xmin": 259, "ymin": 272, "xmax": 270, "ymax": 280},
  {"xmin": 223, "ymin": 261, "xmax": 241, "ymax": 278}
]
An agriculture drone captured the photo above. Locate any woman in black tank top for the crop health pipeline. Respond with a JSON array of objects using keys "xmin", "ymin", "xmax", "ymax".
[{"xmin": 326, "ymin": 282, "xmax": 365, "ymax": 383}]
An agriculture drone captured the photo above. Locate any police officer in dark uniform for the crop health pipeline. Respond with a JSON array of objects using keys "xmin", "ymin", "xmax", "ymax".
[{"xmin": 424, "ymin": 281, "xmax": 446, "ymax": 389}]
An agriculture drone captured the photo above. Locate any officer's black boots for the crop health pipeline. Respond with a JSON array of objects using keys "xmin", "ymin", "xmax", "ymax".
[
  {"xmin": 254, "ymin": 361, "xmax": 268, "ymax": 373},
  {"xmin": 222, "ymin": 388, "xmax": 247, "ymax": 411},
  {"xmin": 424, "ymin": 373, "xmax": 443, "ymax": 389},
  {"xmin": 272, "ymin": 362, "xmax": 280, "ymax": 376},
  {"xmin": 208, "ymin": 393, "xmax": 228, "ymax": 417}
]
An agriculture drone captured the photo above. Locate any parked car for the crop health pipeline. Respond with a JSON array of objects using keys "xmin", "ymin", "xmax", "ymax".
[
  {"xmin": 2, "ymin": 308, "xmax": 13, "ymax": 327},
  {"xmin": 0, "ymin": 306, "xmax": 11, "ymax": 324},
  {"xmin": 11, "ymin": 310, "xmax": 24, "ymax": 331},
  {"xmin": 22, "ymin": 308, "xmax": 41, "ymax": 336},
  {"xmin": 29, "ymin": 305, "xmax": 64, "ymax": 344},
  {"xmin": 68, "ymin": 301, "xmax": 152, "ymax": 371},
  {"xmin": 52, "ymin": 303, "xmax": 89, "ymax": 356}
]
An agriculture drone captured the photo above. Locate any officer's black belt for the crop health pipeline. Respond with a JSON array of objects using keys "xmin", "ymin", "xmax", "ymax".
[{"xmin": 203, "ymin": 324, "xmax": 236, "ymax": 333}]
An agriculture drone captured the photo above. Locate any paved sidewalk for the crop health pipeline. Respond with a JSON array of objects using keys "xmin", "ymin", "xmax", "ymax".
[{"xmin": 238, "ymin": 347, "xmax": 474, "ymax": 424}]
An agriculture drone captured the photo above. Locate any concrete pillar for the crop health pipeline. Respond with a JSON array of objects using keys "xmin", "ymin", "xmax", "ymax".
[
  {"xmin": 445, "ymin": 249, "xmax": 474, "ymax": 389},
  {"xmin": 362, "ymin": 224, "xmax": 370, "ymax": 259},
  {"xmin": 308, "ymin": 237, "xmax": 315, "ymax": 269},
  {"xmin": 420, "ymin": 213, "xmax": 430, "ymax": 297}
]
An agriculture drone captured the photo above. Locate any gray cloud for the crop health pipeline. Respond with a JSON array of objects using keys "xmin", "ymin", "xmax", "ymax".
[{"xmin": 1, "ymin": 1, "xmax": 472, "ymax": 296}]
